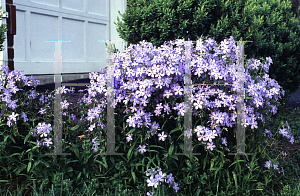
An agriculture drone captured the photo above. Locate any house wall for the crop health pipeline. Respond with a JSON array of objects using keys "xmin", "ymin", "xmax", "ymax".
[
  {"xmin": 1, "ymin": 0, "xmax": 129, "ymax": 86},
  {"xmin": 0, "ymin": 0, "xmax": 299, "ymax": 86}
]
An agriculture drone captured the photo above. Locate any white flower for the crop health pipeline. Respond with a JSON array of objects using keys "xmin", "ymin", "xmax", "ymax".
[
  {"xmin": 9, "ymin": 112, "xmax": 19, "ymax": 122},
  {"xmin": 158, "ymin": 132, "xmax": 167, "ymax": 141}
]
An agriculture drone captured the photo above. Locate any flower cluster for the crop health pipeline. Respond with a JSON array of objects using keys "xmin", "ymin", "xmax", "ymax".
[
  {"xmin": 0, "ymin": 64, "xmax": 40, "ymax": 123},
  {"xmin": 264, "ymin": 160, "xmax": 284, "ymax": 175},
  {"xmin": 73, "ymin": 36, "xmax": 288, "ymax": 156},
  {"xmin": 0, "ymin": 64, "xmax": 78, "ymax": 146},
  {"xmin": 0, "ymin": 34, "xmax": 295, "ymax": 194},
  {"xmin": 144, "ymin": 166, "xmax": 179, "ymax": 195},
  {"xmin": 262, "ymin": 120, "xmax": 295, "ymax": 175},
  {"xmin": 31, "ymin": 122, "xmax": 53, "ymax": 148},
  {"xmin": 264, "ymin": 120, "xmax": 294, "ymax": 144},
  {"xmin": 91, "ymin": 136, "xmax": 101, "ymax": 152}
]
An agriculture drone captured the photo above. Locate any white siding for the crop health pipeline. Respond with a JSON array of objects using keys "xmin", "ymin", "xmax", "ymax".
[{"xmin": 12, "ymin": 0, "xmax": 127, "ymax": 84}]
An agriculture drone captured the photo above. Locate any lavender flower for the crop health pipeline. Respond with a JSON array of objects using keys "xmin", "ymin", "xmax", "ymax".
[
  {"xmin": 0, "ymin": 35, "xmax": 291, "ymax": 195},
  {"xmin": 144, "ymin": 166, "xmax": 179, "ymax": 194}
]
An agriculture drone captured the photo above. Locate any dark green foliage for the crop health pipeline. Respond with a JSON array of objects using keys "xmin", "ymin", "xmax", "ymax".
[
  {"xmin": 115, "ymin": 0, "xmax": 300, "ymax": 104},
  {"xmin": 287, "ymin": 0, "xmax": 300, "ymax": 18},
  {"xmin": 0, "ymin": 6, "xmax": 7, "ymax": 51},
  {"xmin": 119, "ymin": 0, "xmax": 224, "ymax": 48}
]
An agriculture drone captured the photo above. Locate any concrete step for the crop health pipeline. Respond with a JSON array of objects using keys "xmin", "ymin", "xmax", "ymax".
[
  {"xmin": 23, "ymin": 76, "xmax": 91, "ymax": 95},
  {"xmin": 24, "ymin": 72, "xmax": 90, "ymax": 87}
]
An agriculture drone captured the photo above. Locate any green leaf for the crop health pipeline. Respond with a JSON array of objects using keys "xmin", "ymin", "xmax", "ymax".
[
  {"xmin": 70, "ymin": 124, "xmax": 79, "ymax": 131},
  {"xmin": 83, "ymin": 153, "xmax": 94, "ymax": 164},
  {"xmin": 27, "ymin": 161, "xmax": 31, "ymax": 173},
  {"xmin": 127, "ymin": 128, "xmax": 136, "ymax": 135},
  {"xmin": 3, "ymin": 135, "xmax": 9, "ymax": 143},
  {"xmin": 148, "ymin": 149, "xmax": 159, "ymax": 153},
  {"xmin": 168, "ymin": 144, "xmax": 174, "ymax": 156},
  {"xmin": 41, "ymin": 160, "xmax": 50, "ymax": 168},
  {"xmin": 228, "ymin": 159, "xmax": 246, "ymax": 168},
  {"xmin": 170, "ymin": 155, "xmax": 179, "ymax": 161},
  {"xmin": 33, "ymin": 160, "xmax": 41, "ymax": 168},
  {"xmin": 160, "ymin": 120, "xmax": 168, "ymax": 131},
  {"xmin": 210, "ymin": 159, "xmax": 214, "ymax": 169},
  {"xmin": 25, "ymin": 148, "xmax": 32, "ymax": 154},
  {"xmin": 203, "ymin": 155, "xmax": 208, "ymax": 170},
  {"xmin": 76, "ymin": 172, "xmax": 82, "ymax": 181},
  {"xmin": 9, "ymin": 135, "xmax": 16, "ymax": 143},
  {"xmin": 127, "ymin": 145, "xmax": 135, "ymax": 160},
  {"xmin": 169, "ymin": 127, "xmax": 180, "ymax": 135},
  {"xmin": 28, "ymin": 145, "xmax": 39, "ymax": 152},
  {"xmin": 114, "ymin": 173, "xmax": 120, "ymax": 178},
  {"xmin": 72, "ymin": 144, "xmax": 80, "ymax": 159},
  {"xmin": 9, "ymin": 153, "xmax": 20, "ymax": 158},
  {"xmin": 130, "ymin": 163, "xmax": 143, "ymax": 167},
  {"xmin": 67, "ymin": 167, "xmax": 73, "ymax": 173},
  {"xmin": 232, "ymin": 171, "xmax": 238, "ymax": 190},
  {"xmin": 131, "ymin": 171, "xmax": 136, "ymax": 184},
  {"xmin": 24, "ymin": 134, "xmax": 31, "ymax": 144},
  {"xmin": 148, "ymin": 145, "xmax": 164, "ymax": 150},
  {"xmin": 94, "ymin": 160, "xmax": 108, "ymax": 169}
]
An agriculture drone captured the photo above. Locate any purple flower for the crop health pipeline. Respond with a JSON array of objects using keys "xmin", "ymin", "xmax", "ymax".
[
  {"xmin": 264, "ymin": 129, "xmax": 273, "ymax": 138},
  {"xmin": 36, "ymin": 139, "xmax": 42, "ymax": 147},
  {"xmin": 38, "ymin": 108, "xmax": 46, "ymax": 115},
  {"xmin": 6, "ymin": 119, "xmax": 12, "ymax": 127},
  {"xmin": 0, "ymin": 36, "xmax": 289, "ymax": 193},
  {"xmin": 165, "ymin": 173, "xmax": 174, "ymax": 184},
  {"xmin": 126, "ymin": 133, "xmax": 133, "ymax": 142},
  {"xmin": 273, "ymin": 164, "xmax": 279, "ymax": 170},
  {"xmin": 281, "ymin": 167, "xmax": 284, "ymax": 175},
  {"xmin": 35, "ymin": 122, "xmax": 46, "ymax": 135},
  {"xmin": 246, "ymin": 164, "xmax": 252, "ymax": 171},
  {"xmin": 87, "ymin": 123, "xmax": 96, "ymax": 132},
  {"xmin": 173, "ymin": 182, "xmax": 179, "ymax": 192},
  {"xmin": 126, "ymin": 116, "xmax": 137, "ymax": 128},
  {"xmin": 70, "ymin": 114, "xmax": 76, "ymax": 121},
  {"xmin": 138, "ymin": 145, "xmax": 147, "ymax": 154},
  {"xmin": 60, "ymin": 100, "xmax": 70, "ymax": 109},
  {"xmin": 7, "ymin": 99, "xmax": 18, "ymax": 110},
  {"xmin": 221, "ymin": 137, "xmax": 227, "ymax": 146},
  {"xmin": 40, "ymin": 129, "xmax": 50, "ymax": 138},
  {"xmin": 205, "ymin": 142, "xmax": 216, "ymax": 151},
  {"xmin": 290, "ymin": 136, "xmax": 294, "ymax": 144},
  {"xmin": 21, "ymin": 112, "xmax": 28, "ymax": 122},
  {"xmin": 265, "ymin": 160, "xmax": 272, "ymax": 169},
  {"xmin": 43, "ymin": 138, "xmax": 53, "ymax": 147}
]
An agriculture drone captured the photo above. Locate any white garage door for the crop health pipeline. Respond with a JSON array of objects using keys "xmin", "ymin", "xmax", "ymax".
[{"xmin": 13, "ymin": 0, "xmax": 127, "ymax": 84}]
